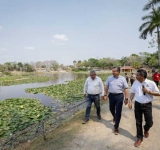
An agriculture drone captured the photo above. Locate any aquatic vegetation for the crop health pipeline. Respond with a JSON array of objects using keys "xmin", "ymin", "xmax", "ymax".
[
  {"xmin": 26, "ymin": 74, "xmax": 109, "ymax": 103},
  {"xmin": 26, "ymin": 79, "xmax": 85, "ymax": 104},
  {"xmin": 0, "ymin": 98, "xmax": 51, "ymax": 138}
]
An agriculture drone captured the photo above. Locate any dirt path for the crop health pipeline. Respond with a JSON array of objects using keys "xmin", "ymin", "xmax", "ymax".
[
  {"xmin": 24, "ymin": 96, "xmax": 160, "ymax": 150},
  {"xmin": 64, "ymin": 99, "xmax": 160, "ymax": 150}
]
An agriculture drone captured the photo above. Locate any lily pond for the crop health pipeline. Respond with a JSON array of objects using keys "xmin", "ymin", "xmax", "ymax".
[
  {"xmin": 0, "ymin": 72, "xmax": 110, "ymax": 138},
  {"xmin": 0, "ymin": 98, "xmax": 51, "ymax": 138}
]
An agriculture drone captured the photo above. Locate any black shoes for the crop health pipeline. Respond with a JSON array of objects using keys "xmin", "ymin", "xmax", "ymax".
[
  {"xmin": 114, "ymin": 128, "xmax": 119, "ymax": 135},
  {"xmin": 97, "ymin": 115, "xmax": 101, "ymax": 120},
  {"xmin": 82, "ymin": 118, "xmax": 89, "ymax": 124}
]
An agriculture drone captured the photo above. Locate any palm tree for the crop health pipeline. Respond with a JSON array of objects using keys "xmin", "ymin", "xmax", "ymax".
[
  {"xmin": 139, "ymin": 7, "xmax": 160, "ymax": 66},
  {"xmin": 143, "ymin": 0, "xmax": 160, "ymax": 11}
]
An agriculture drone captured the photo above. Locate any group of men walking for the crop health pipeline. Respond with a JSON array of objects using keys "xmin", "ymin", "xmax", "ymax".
[{"xmin": 83, "ymin": 68, "xmax": 160, "ymax": 148}]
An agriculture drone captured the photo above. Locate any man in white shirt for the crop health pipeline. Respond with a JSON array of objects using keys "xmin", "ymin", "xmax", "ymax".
[
  {"xmin": 82, "ymin": 70, "xmax": 104, "ymax": 124},
  {"xmin": 128, "ymin": 69, "xmax": 160, "ymax": 147}
]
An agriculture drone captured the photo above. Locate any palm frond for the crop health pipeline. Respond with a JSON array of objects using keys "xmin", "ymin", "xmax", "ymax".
[
  {"xmin": 140, "ymin": 28, "xmax": 150, "ymax": 39},
  {"xmin": 142, "ymin": 15, "xmax": 153, "ymax": 20},
  {"xmin": 139, "ymin": 21, "xmax": 151, "ymax": 31},
  {"xmin": 143, "ymin": 0, "xmax": 160, "ymax": 11},
  {"xmin": 139, "ymin": 7, "xmax": 160, "ymax": 40},
  {"xmin": 149, "ymin": 24, "xmax": 158, "ymax": 36}
]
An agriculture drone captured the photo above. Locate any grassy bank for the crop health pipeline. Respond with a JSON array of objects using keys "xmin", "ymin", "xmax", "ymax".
[
  {"xmin": 15, "ymin": 109, "xmax": 86, "ymax": 150},
  {"xmin": 0, "ymin": 74, "xmax": 55, "ymax": 86}
]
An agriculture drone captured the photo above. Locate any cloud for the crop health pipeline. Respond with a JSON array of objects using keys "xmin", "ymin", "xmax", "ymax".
[
  {"xmin": 24, "ymin": 47, "xmax": 35, "ymax": 50},
  {"xmin": 0, "ymin": 26, "xmax": 2, "ymax": 31},
  {"xmin": 52, "ymin": 34, "xmax": 69, "ymax": 44}
]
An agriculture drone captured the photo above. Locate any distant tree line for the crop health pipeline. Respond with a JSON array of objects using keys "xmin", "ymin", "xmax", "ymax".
[
  {"xmin": 72, "ymin": 51, "xmax": 159, "ymax": 71},
  {"xmin": 0, "ymin": 60, "xmax": 61, "ymax": 73},
  {"xmin": 0, "ymin": 51, "xmax": 159, "ymax": 73},
  {"xmin": 0, "ymin": 62, "xmax": 34, "ymax": 72}
]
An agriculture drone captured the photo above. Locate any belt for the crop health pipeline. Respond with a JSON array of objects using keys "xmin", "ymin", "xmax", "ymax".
[
  {"xmin": 109, "ymin": 93, "xmax": 123, "ymax": 95},
  {"xmin": 88, "ymin": 93, "xmax": 100, "ymax": 96},
  {"xmin": 135, "ymin": 101, "xmax": 151, "ymax": 106}
]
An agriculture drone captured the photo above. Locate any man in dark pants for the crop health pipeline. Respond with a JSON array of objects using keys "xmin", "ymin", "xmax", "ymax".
[
  {"xmin": 128, "ymin": 69, "xmax": 160, "ymax": 147},
  {"xmin": 104, "ymin": 67, "xmax": 128, "ymax": 135},
  {"xmin": 82, "ymin": 70, "xmax": 104, "ymax": 124},
  {"xmin": 130, "ymin": 72, "xmax": 136, "ymax": 86}
]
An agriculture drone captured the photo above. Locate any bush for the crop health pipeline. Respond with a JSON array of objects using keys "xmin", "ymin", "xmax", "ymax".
[{"xmin": 3, "ymin": 71, "xmax": 12, "ymax": 76}]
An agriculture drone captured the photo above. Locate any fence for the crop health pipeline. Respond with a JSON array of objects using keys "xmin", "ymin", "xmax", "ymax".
[{"xmin": 0, "ymin": 100, "xmax": 86, "ymax": 150}]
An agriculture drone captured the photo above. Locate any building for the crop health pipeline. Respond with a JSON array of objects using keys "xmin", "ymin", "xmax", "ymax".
[{"xmin": 120, "ymin": 66, "xmax": 133, "ymax": 72}]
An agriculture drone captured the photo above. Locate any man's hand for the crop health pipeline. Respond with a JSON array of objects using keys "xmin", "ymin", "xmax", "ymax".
[
  {"xmin": 128, "ymin": 100, "xmax": 132, "ymax": 109},
  {"xmin": 84, "ymin": 94, "xmax": 86, "ymax": 98},
  {"xmin": 101, "ymin": 96, "xmax": 104, "ymax": 100},
  {"xmin": 124, "ymin": 99, "xmax": 128, "ymax": 105},
  {"xmin": 103, "ymin": 95, "xmax": 108, "ymax": 101},
  {"xmin": 142, "ymin": 86, "xmax": 149, "ymax": 94}
]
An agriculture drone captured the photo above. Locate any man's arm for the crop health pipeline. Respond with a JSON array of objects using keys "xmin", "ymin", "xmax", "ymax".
[
  {"xmin": 104, "ymin": 86, "xmax": 109, "ymax": 101},
  {"xmin": 128, "ymin": 93, "xmax": 135, "ymax": 109},
  {"xmin": 124, "ymin": 88, "xmax": 128, "ymax": 105},
  {"xmin": 124, "ymin": 88, "xmax": 128, "ymax": 99},
  {"xmin": 99, "ymin": 79, "xmax": 104, "ymax": 96},
  {"xmin": 142, "ymin": 87, "xmax": 160, "ymax": 96},
  {"xmin": 148, "ymin": 91, "xmax": 160, "ymax": 96},
  {"xmin": 83, "ymin": 79, "xmax": 88, "ymax": 98},
  {"xmin": 104, "ymin": 86, "xmax": 109, "ymax": 95},
  {"xmin": 142, "ymin": 82, "xmax": 160, "ymax": 96}
]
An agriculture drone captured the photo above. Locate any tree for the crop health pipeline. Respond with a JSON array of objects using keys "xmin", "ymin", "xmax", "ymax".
[
  {"xmin": 139, "ymin": 7, "xmax": 160, "ymax": 66},
  {"xmin": 131, "ymin": 53, "xmax": 139, "ymax": 57},
  {"xmin": 52, "ymin": 64, "xmax": 59, "ymax": 71},
  {"xmin": 120, "ymin": 57, "xmax": 129, "ymax": 66},
  {"xmin": 143, "ymin": 0, "xmax": 160, "ymax": 11},
  {"xmin": 73, "ymin": 60, "xmax": 77, "ymax": 67},
  {"xmin": 23, "ymin": 63, "xmax": 34, "ymax": 72},
  {"xmin": 138, "ymin": 52, "xmax": 151, "ymax": 65},
  {"xmin": 88, "ymin": 58, "xmax": 99, "ymax": 67},
  {"xmin": 133, "ymin": 62, "xmax": 141, "ymax": 69},
  {"xmin": 0, "ymin": 64, "xmax": 5, "ymax": 72},
  {"xmin": 81, "ymin": 60, "xmax": 88, "ymax": 67},
  {"xmin": 76, "ymin": 60, "xmax": 82, "ymax": 68}
]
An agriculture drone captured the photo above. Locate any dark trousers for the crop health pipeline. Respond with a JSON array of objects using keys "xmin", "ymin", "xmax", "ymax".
[
  {"xmin": 134, "ymin": 101, "xmax": 153, "ymax": 140},
  {"xmin": 154, "ymin": 80, "xmax": 159, "ymax": 87},
  {"xmin": 109, "ymin": 93, "xmax": 124, "ymax": 128},
  {"xmin": 85, "ymin": 94, "xmax": 100, "ymax": 119},
  {"xmin": 130, "ymin": 79, "xmax": 134, "ymax": 86}
]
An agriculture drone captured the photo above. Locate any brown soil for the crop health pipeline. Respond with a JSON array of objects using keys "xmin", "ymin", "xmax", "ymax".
[{"xmin": 19, "ymin": 97, "xmax": 160, "ymax": 150}]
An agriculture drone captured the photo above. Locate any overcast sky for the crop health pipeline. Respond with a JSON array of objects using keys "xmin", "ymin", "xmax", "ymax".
[{"xmin": 0, "ymin": 0, "xmax": 156, "ymax": 65}]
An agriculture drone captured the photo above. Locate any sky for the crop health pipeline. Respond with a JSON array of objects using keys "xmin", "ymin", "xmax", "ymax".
[{"xmin": 0, "ymin": 0, "xmax": 156, "ymax": 65}]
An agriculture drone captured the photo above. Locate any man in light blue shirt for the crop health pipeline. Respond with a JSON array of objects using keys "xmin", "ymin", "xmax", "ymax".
[{"xmin": 105, "ymin": 67, "xmax": 128, "ymax": 135}]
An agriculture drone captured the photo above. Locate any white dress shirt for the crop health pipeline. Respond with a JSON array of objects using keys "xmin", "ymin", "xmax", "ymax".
[
  {"xmin": 130, "ymin": 79, "xmax": 159, "ymax": 103},
  {"xmin": 83, "ymin": 76, "xmax": 104, "ymax": 96}
]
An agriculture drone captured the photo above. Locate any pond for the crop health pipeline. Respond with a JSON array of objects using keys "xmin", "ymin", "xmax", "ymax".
[{"xmin": 0, "ymin": 73, "xmax": 88, "ymax": 110}]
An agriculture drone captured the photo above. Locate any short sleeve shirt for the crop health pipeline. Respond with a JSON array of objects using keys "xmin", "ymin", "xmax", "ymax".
[
  {"xmin": 105, "ymin": 75, "xmax": 128, "ymax": 93},
  {"xmin": 130, "ymin": 79, "xmax": 159, "ymax": 103}
]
